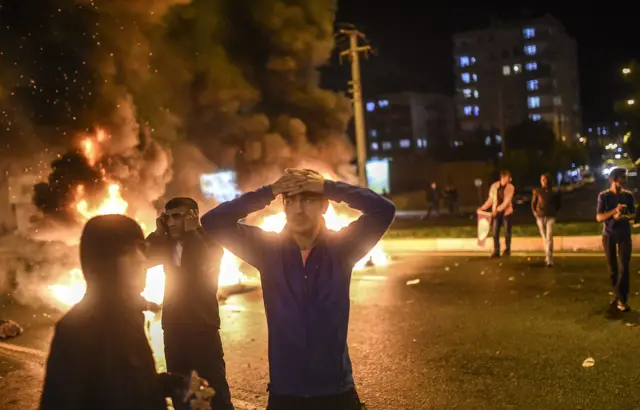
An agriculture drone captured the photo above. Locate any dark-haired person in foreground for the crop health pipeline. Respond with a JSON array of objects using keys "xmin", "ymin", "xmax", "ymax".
[
  {"xmin": 596, "ymin": 168, "xmax": 637, "ymax": 312},
  {"xmin": 40, "ymin": 215, "xmax": 186, "ymax": 410},
  {"xmin": 147, "ymin": 198, "xmax": 233, "ymax": 410},
  {"xmin": 201, "ymin": 169, "xmax": 396, "ymax": 410}
]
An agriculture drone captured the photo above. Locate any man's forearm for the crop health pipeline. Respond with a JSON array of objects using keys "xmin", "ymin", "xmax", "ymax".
[
  {"xmin": 597, "ymin": 209, "xmax": 618, "ymax": 222},
  {"xmin": 323, "ymin": 181, "xmax": 395, "ymax": 218}
]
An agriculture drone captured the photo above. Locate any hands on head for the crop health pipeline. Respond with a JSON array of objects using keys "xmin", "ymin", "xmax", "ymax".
[{"xmin": 272, "ymin": 168, "xmax": 325, "ymax": 197}]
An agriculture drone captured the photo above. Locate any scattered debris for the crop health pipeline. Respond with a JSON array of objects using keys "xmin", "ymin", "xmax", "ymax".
[
  {"xmin": 625, "ymin": 322, "xmax": 637, "ymax": 328},
  {"xmin": 454, "ymin": 263, "xmax": 459, "ymax": 267},
  {"xmin": 508, "ymin": 276, "xmax": 515, "ymax": 281},
  {"xmin": 406, "ymin": 279, "xmax": 420, "ymax": 286},
  {"xmin": 543, "ymin": 291, "xmax": 550, "ymax": 296},
  {"xmin": 444, "ymin": 266, "xmax": 450, "ymax": 271},
  {"xmin": 582, "ymin": 357, "xmax": 595, "ymax": 368},
  {"xmin": 0, "ymin": 320, "xmax": 23, "ymax": 340},
  {"xmin": 480, "ymin": 271, "xmax": 485, "ymax": 275}
]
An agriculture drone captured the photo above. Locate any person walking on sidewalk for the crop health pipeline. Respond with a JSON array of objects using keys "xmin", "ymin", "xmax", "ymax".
[
  {"xmin": 531, "ymin": 173, "xmax": 561, "ymax": 267},
  {"xmin": 596, "ymin": 168, "xmax": 637, "ymax": 312},
  {"xmin": 201, "ymin": 169, "xmax": 396, "ymax": 410},
  {"xmin": 478, "ymin": 170, "xmax": 515, "ymax": 257}
]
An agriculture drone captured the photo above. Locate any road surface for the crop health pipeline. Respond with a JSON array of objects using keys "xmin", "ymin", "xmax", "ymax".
[{"xmin": 2, "ymin": 253, "xmax": 640, "ymax": 409}]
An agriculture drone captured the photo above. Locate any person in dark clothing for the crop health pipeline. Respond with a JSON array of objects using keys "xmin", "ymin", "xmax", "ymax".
[
  {"xmin": 40, "ymin": 215, "xmax": 187, "ymax": 410},
  {"xmin": 596, "ymin": 168, "xmax": 637, "ymax": 312},
  {"xmin": 146, "ymin": 197, "xmax": 233, "ymax": 410},
  {"xmin": 444, "ymin": 184, "xmax": 459, "ymax": 215},
  {"xmin": 531, "ymin": 173, "xmax": 562, "ymax": 267},
  {"xmin": 425, "ymin": 182, "xmax": 439, "ymax": 218},
  {"xmin": 201, "ymin": 169, "xmax": 396, "ymax": 410},
  {"xmin": 478, "ymin": 170, "xmax": 515, "ymax": 257}
]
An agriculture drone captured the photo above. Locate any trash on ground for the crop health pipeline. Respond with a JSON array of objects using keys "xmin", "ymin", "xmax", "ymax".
[
  {"xmin": 582, "ymin": 357, "xmax": 595, "ymax": 367},
  {"xmin": 0, "ymin": 319, "xmax": 23, "ymax": 340},
  {"xmin": 406, "ymin": 279, "xmax": 420, "ymax": 286},
  {"xmin": 508, "ymin": 276, "xmax": 515, "ymax": 281}
]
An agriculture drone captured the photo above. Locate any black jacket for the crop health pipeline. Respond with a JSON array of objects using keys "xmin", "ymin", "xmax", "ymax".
[
  {"xmin": 531, "ymin": 187, "xmax": 561, "ymax": 218},
  {"xmin": 40, "ymin": 297, "xmax": 183, "ymax": 410},
  {"xmin": 146, "ymin": 228, "xmax": 223, "ymax": 329}
]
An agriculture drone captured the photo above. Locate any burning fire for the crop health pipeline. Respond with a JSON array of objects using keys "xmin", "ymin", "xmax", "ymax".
[{"xmin": 47, "ymin": 131, "xmax": 388, "ymax": 309}]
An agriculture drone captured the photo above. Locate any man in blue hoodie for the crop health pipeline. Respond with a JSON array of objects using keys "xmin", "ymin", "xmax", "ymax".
[{"xmin": 201, "ymin": 169, "xmax": 396, "ymax": 410}]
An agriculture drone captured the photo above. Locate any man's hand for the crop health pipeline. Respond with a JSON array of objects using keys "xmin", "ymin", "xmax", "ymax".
[
  {"xmin": 184, "ymin": 209, "xmax": 201, "ymax": 232},
  {"xmin": 284, "ymin": 168, "xmax": 325, "ymax": 196},
  {"xmin": 154, "ymin": 213, "xmax": 167, "ymax": 236},
  {"xmin": 272, "ymin": 174, "xmax": 306, "ymax": 197}
]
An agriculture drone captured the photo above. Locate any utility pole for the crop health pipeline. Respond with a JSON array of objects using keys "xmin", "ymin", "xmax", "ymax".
[
  {"xmin": 338, "ymin": 27, "xmax": 372, "ymax": 187},
  {"xmin": 498, "ymin": 87, "xmax": 506, "ymax": 153}
]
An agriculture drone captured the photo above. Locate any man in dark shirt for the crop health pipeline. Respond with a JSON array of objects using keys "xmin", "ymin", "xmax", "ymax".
[
  {"xmin": 201, "ymin": 169, "xmax": 396, "ymax": 410},
  {"xmin": 596, "ymin": 168, "xmax": 637, "ymax": 312},
  {"xmin": 147, "ymin": 198, "xmax": 233, "ymax": 410},
  {"xmin": 531, "ymin": 173, "xmax": 561, "ymax": 267},
  {"xmin": 40, "ymin": 215, "xmax": 186, "ymax": 410}
]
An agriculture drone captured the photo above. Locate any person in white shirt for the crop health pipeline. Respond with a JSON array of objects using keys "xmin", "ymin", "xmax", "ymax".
[{"xmin": 478, "ymin": 170, "xmax": 515, "ymax": 258}]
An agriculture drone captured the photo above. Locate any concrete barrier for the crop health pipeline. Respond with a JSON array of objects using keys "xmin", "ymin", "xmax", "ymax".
[{"xmin": 382, "ymin": 235, "xmax": 640, "ymax": 253}]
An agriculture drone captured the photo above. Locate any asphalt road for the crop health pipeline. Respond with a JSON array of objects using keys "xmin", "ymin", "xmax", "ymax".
[{"xmin": 2, "ymin": 253, "xmax": 640, "ymax": 409}]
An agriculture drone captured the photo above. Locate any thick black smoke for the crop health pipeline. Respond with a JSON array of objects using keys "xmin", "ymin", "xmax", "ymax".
[{"xmin": 0, "ymin": 0, "xmax": 353, "ymax": 195}]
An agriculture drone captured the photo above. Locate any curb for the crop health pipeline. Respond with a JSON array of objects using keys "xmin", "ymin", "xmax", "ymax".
[{"xmin": 381, "ymin": 234, "xmax": 640, "ymax": 253}]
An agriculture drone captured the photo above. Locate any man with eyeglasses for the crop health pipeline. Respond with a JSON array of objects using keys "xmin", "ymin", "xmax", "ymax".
[{"xmin": 147, "ymin": 197, "xmax": 233, "ymax": 410}]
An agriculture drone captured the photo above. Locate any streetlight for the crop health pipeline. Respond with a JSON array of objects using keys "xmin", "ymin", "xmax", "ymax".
[
  {"xmin": 623, "ymin": 67, "xmax": 631, "ymax": 75},
  {"xmin": 628, "ymin": 99, "xmax": 635, "ymax": 105}
]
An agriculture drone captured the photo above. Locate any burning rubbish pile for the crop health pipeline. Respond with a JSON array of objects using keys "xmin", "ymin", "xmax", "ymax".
[
  {"xmin": 0, "ymin": 319, "xmax": 23, "ymax": 340},
  {"xmin": 0, "ymin": 0, "xmax": 389, "ymax": 313}
]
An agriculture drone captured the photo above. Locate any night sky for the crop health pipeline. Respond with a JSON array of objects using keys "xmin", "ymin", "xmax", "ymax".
[{"xmin": 322, "ymin": 2, "xmax": 640, "ymax": 124}]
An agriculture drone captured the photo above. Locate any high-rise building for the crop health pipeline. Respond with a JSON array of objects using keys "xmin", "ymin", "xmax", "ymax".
[
  {"xmin": 365, "ymin": 92, "xmax": 455, "ymax": 159},
  {"xmin": 452, "ymin": 14, "xmax": 581, "ymax": 142}
]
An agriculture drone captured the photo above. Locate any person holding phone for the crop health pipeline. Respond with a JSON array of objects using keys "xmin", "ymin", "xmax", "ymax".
[
  {"xmin": 146, "ymin": 198, "xmax": 233, "ymax": 410},
  {"xmin": 596, "ymin": 168, "xmax": 637, "ymax": 312}
]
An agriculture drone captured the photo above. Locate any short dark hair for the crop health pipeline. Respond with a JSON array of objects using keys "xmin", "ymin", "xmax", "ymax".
[
  {"xmin": 500, "ymin": 170, "xmax": 511, "ymax": 177},
  {"xmin": 165, "ymin": 197, "xmax": 198, "ymax": 212},
  {"xmin": 541, "ymin": 173, "xmax": 553, "ymax": 186},
  {"xmin": 610, "ymin": 168, "xmax": 627, "ymax": 182}
]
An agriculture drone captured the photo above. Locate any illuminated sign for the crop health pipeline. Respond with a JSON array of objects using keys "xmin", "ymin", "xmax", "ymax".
[
  {"xmin": 200, "ymin": 171, "xmax": 241, "ymax": 202},
  {"xmin": 366, "ymin": 159, "xmax": 390, "ymax": 194}
]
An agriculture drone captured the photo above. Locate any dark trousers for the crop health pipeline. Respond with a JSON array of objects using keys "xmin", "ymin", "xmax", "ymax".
[
  {"xmin": 492, "ymin": 212, "xmax": 512, "ymax": 255},
  {"xmin": 602, "ymin": 235, "xmax": 632, "ymax": 303},
  {"xmin": 267, "ymin": 388, "xmax": 363, "ymax": 410},
  {"xmin": 164, "ymin": 326, "xmax": 233, "ymax": 410}
]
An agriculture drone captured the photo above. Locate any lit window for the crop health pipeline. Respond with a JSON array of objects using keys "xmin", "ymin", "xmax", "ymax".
[
  {"xmin": 603, "ymin": 128, "xmax": 608, "ymax": 135},
  {"xmin": 525, "ymin": 62, "xmax": 537, "ymax": 71},
  {"xmin": 461, "ymin": 73, "xmax": 470, "ymax": 83},
  {"xmin": 485, "ymin": 136, "xmax": 492, "ymax": 146},
  {"xmin": 463, "ymin": 88, "xmax": 472, "ymax": 98},
  {"xmin": 460, "ymin": 56, "xmax": 470, "ymax": 67},
  {"xmin": 588, "ymin": 127, "xmax": 592, "ymax": 132},
  {"xmin": 382, "ymin": 142, "xmax": 392, "ymax": 151},
  {"xmin": 524, "ymin": 44, "xmax": 537, "ymax": 56},
  {"xmin": 417, "ymin": 139, "xmax": 428, "ymax": 148},
  {"xmin": 553, "ymin": 96, "xmax": 562, "ymax": 106},
  {"xmin": 529, "ymin": 114, "xmax": 542, "ymax": 121},
  {"xmin": 513, "ymin": 64, "xmax": 522, "ymax": 74},
  {"xmin": 473, "ymin": 90, "xmax": 479, "ymax": 98},
  {"xmin": 366, "ymin": 102, "xmax": 375, "ymax": 112},
  {"xmin": 454, "ymin": 141, "xmax": 462, "ymax": 147},
  {"xmin": 615, "ymin": 121, "xmax": 620, "ymax": 126},
  {"xmin": 527, "ymin": 80, "xmax": 539, "ymax": 91},
  {"xmin": 495, "ymin": 135, "xmax": 502, "ymax": 143},
  {"xmin": 523, "ymin": 28, "xmax": 535, "ymax": 39},
  {"xmin": 470, "ymin": 57, "xmax": 476, "ymax": 64},
  {"xmin": 371, "ymin": 142, "xmax": 379, "ymax": 150},
  {"xmin": 399, "ymin": 139, "xmax": 411, "ymax": 148},
  {"xmin": 370, "ymin": 129, "xmax": 377, "ymax": 137},
  {"xmin": 528, "ymin": 96, "xmax": 540, "ymax": 109},
  {"xmin": 472, "ymin": 73, "xmax": 478, "ymax": 82},
  {"xmin": 378, "ymin": 99, "xmax": 389, "ymax": 107},
  {"xmin": 463, "ymin": 105, "xmax": 472, "ymax": 116},
  {"xmin": 503, "ymin": 65, "xmax": 511, "ymax": 76},
  {"xmin": 473, "ymin": 106, "xmax": 480, "ymax": 117},
  {"xmin": 417, "ymin": 139, "xmax": 424, "ymax": 148}
]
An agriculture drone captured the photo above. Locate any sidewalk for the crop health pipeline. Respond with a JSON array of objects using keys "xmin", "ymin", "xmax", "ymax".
[{"xmin": 382, "ymin": 234, "xmax": 640, "ymax": 253}]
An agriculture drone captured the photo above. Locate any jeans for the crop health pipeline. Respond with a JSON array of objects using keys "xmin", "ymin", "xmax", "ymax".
[
  {"xmin": 602, "ymin": 235, "xmax": 632, "ymax": 304},
  {"xmin": 266, "ymin": 389, "xmax": 363, "ymax": 410},
  {"xmin": 492, "ymin": 213, "xmax": 512, "ymax": 255},
  {"xmin": 535, "ymin": 217, "xmax": 555, "ymax": 263},
  {"xmin": 164, "ymin": 326, "xmax": 234, "ymax": 410}
]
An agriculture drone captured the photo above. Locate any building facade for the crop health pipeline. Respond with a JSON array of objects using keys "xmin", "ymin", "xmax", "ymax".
[
  {"xmin": 365, "ymin": 92, "xmax": 455, "ymax": 159},
  {"xmin": 452, "ymin": 14, "xmax": 581, "ymax": 142}
]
